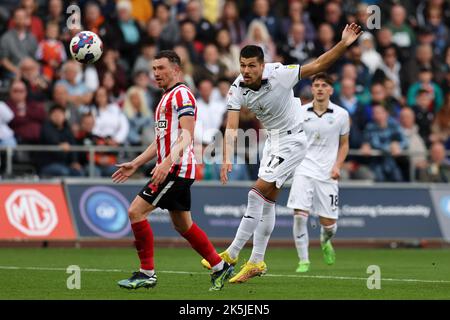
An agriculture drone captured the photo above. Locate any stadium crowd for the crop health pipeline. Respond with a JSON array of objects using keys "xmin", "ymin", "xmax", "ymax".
[{"xmin": 0, "ymin": 0, "xmax": 449, "ymax": 182}]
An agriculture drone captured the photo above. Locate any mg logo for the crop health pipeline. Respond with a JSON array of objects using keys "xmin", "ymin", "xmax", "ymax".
[{"xmin": 5, "ymin": 189, "xmax": 58, "ymax": 236}]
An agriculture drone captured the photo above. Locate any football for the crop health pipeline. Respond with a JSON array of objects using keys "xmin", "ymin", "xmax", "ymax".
[{"xmin": 69, "ymin": 31, "xmax": 103, "ymax": 64}]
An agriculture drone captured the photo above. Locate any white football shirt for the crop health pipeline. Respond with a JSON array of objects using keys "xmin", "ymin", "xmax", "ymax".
[
  {"xmin": 296, "ymin": 101, "xmax": 350, "ymax": 181},
  {"xmin": 227, "ymin": 63, "xmax": 304, "ymax": 132}
]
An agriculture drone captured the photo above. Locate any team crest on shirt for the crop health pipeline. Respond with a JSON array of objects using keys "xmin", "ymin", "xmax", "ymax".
[
  {"xmin": 264, "ymin": 82, "xmax": 272, "ymax": 92},
  {"xmin": 325, "ymin": 114, "xmax": 334, "ymax": 124}
]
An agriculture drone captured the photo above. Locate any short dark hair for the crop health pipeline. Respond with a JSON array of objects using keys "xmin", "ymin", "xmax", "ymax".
[
  {"xmin": 240, "ymin": 45, "xmax": 264, "ymax": 63},
  {"xmin": 311, "ymin": 72, "xmax": 333, "ymax": 86},
  {"xmin": 154, "ymin": 50, "xmax": 181, "ymax": 67}
]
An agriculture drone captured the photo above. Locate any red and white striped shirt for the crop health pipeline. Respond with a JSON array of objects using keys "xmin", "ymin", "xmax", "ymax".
[{"xmin": 154, "ymin": 82, "xmax": 197, "ymax": 180}]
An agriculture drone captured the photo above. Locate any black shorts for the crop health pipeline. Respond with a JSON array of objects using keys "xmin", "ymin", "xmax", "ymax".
[{"xmin": 138, "ymin": 174, "xmax": 195, "ymax": 211}]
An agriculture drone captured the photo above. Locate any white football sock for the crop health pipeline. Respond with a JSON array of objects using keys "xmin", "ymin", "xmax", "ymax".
[
  {"xmin": 249, "ymin": 200, "xmax": 276, "ymax": 264},
  {"xmin": 211, "ymin": 260, "xmax": 224, "ymax": 272},
  {"xmin": 140, "ymin": 268, "xmax": 155, "ymax": 277},
  {"xmin": 293, "ymin": 213, "xmax": 309, "ymax": 262},
  {"xmin": 320, "ymin": 223, "xmax": 337, "ymax": 244},
  {"xmin": 227, "ymin": 189, "xmax": 266, "ymax": 259}
]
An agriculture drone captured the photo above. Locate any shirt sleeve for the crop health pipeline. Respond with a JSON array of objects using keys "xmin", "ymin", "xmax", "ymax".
[
  {"xmin": 226, "ymin": 78, "xmax": 243, "ymax": 111},
  {"xmin": 175, "ymin": 88, "xmax": 196, "ymax": 118},
  {"xmin": 275, "ymin": 64, "xmax": 300, "ymax": 89},
  {"xmin": 340, "ymin": 111, "xmax": 350, "ymax": 136}
]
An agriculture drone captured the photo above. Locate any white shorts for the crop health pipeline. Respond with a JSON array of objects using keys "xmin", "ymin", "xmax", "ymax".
[
  {"xmin": 258, "ymin": 130, "xmax": 307, "ymax": 188},
  {"xmin": 287, "ymin": 174, "xmax": 339, "ymax": 219}
]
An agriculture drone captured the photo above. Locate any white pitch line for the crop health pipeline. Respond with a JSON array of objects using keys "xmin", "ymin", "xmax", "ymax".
[{"xmin": 0, "ymin": 265, "xmax": 449, "ymax": 284}]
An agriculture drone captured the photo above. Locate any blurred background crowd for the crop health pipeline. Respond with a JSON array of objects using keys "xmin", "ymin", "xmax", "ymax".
[{"xmin": 0, "ymin": 0, "xmax": 449, "ymax": 182}]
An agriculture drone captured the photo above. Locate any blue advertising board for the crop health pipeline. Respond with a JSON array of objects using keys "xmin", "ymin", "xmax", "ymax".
[{"xmin": 65, "ymin": 182, "xmax": 444, "ymax": 239}]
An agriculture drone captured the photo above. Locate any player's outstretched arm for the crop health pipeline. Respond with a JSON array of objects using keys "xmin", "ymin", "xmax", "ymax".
[
  {"xmin": 221, "ymin": 111, "xmax": 240, "ymax": 184},
  {"xmin": 300, "ymin": 23, "xmax": 363, "ymax": 79},
  {"xmin": 112, "ymin": 141, "xmax": 157, "ymax": 183}
]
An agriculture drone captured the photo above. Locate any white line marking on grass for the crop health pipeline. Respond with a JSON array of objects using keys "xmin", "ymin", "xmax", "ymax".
[{"xmin": 0, "ymin": 265, "xmax": 449, "ymax": 284}]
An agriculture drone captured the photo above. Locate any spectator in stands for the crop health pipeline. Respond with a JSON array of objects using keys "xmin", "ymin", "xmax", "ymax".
[
  {"xmin": 386, "ymin": 4, "xmax": 415, "ymax": 60},
  {"xmin": 133, "ymin": 38, "xmax": 156, "ymax": 75},
  {"xmin": 39, "ymin": 105, "xmax": 83, "ymax": 177},
  {"xmin": 173, "ymin": 45, "xmax": 196, "ymax": 92},
  {"xmin": 97, "ymin": 48, "xmax": 127, "ymax": 90},
  {"xmin": 359, "ymin": 32, "xmax": 383, "ymax": 75},
  {"xmin": 418, "ymin": 142, "xmax": 450, "ymax": 182},
  {"xmin": 373, "ymin": 45, "xmax": 402, "ymax": 99},
  {"xmin": 313, "ymin": 23, "xmax": 336, "ymax": 58},
  {"xmin": 11, "ymin": 0, "xmax": 45, "ymax": 42},
  {"xmin": 278, "ymin": 22, "xmax": 315, "ymax": 65},
  {"xmin": 242, "ymin": 20, "xmax": 276, "ymax": 63},
  {"xmin": 178, "ymin": 19, "xmax": 202, "ymax": 64},
  {"xmin": 407, "ymin": 66, "xmax": 444, "ymax": 112},
  {"xmin": 0, "ymin": 8, "xmax": 38, "ymax": 78},
  {"xmin": 215, "ymin": 28, "xmax": 241, "ymax": 78},
  {"xmin": 7, "ymin": 80, "xmax": 46, "ymax": 144},
  {"xmin": 132, "ymin": 69, "xmax": 161, "ymax": 111},
  {"xmin": 35, "ymin": 21, "xmax": 67, "ymax": 82},
  {"xmin": 0, "ymin": 101, "xmax": 16, "ymax": 147},
  {"xmin": 129, "ymin": 0, "xmax": 153, "ymax": 28},
  {"xmin": 335, "ymin": 63, "xmax": 371, "ymax": 106},
  {"xmin": 107, "ymin": 0, "xmax": 144, "ymax": 68},
  {"xmin": 98, "ymin": 72, "xmax": 121, "ymax": 107},
  {"xmin": 185, "ymin": 0, "xmax": 216, "ymax": 44},
  {"xmin": 215, "ymin": 77, "xmax": 232, "ymax": 106},
  {"xmin": 92, "ymin": 86, "xmax": 129, "ymax": 146},
  {"xmin": 401, "ymin": 44, "xmax": 442, "ymax": 95},
  {"xmin": 281, "ymin": 0, "xmax": 315, "ymax": 43},
  {"xmin": 123, "ymin": 86, "xmax": 154, "ymax": 146},
  {"xmin": 193, "ymin": 44, "xmax": 227, "ymax": 85},
  {"xmin": 365, "ymin": 82, "xmax": 402, "ymax": 123},
  {"xmin": 334, "ymin": 77, "xmax": 366, "ymax": 131},
  {"xmin": 144, "ymin": 18, "xmax": 173, "ymax": 51},
  {"xmin": 361, "ymin": 104, "xmax": 407, "ymax": 182},
  {"xmin": 246, "ymin": 0, "xmax": 281, "ymax": 41},
  {"xmin": 399, "ymin": 107, "xmax": 428, "ymax": 179},
  {"xmin": 56, "ymin": 61, "xmax": 94, "ymax": 111},
  {"xmin": 50, "ymin": 83, "xmax": 80, "ymax": 134},
  {"xmin": 216, "ymin": 0, "xmax": 246, "ymax": 45},
  {"xmin": 341, "ymin": 117, "xmax": 374, "ymax": 181},
  {"xmin": 75, "ymin": 112, "xmax": 118, "ymax": 177},
  {"xmin": 44, "ymin": 0, "xmax": 66, "ymax": 31},
  {"xmin": 83, "ymin": 1, "xmax": 108, "ymax": 38},
  {"xmin": 19, "ymin": 57, "xmax": 50, "ymax": 103},
  {"xmin": 324, "ymin": 1, "xmax": 347, "ymax": 43},
  {"xmin": 425, "ymin": 6, "xmax": 449, "ymax": 56},
  {"xmin": 194, "ymin": 78, "xmax": 227, "ymax": 146},
  {"xmin": 411, "ymin": 89, "xmax": 435, "ymax": 146},
  {"xmin": 430, "ymin": 92, "xmax": 450, "ymax": 148},
  {"xmin": 154, "ymin": 3, "xmax": 180, "ymax": 49}
]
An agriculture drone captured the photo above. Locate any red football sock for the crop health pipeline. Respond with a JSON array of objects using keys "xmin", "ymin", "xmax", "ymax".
[
  {"xmin": 131, "ymin": 220, "xmax": 154, "ymax": 270},
  {"xmin": 181, "ymin": 223, "xmax": 221, "ymax": 268}
]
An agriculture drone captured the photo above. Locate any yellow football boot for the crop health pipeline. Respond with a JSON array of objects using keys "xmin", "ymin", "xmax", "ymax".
[
  {"xmin": 229, "ymin": 261, "xmax": 267, "ymax": 283},
  {"xmin": 201, "ymin": 250, "xmax": 238, "ymax": 270}
]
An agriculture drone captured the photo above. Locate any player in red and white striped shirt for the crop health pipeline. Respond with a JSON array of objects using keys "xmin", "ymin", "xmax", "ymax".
[{"xmin": 112, "ymin": 50, "xmax": 233, "ymax": 291}]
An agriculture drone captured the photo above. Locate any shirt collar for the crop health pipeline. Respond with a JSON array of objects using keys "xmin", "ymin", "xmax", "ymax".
[{"xmin": 239, "ymin": 78, "xmax": 268, "ymax": 90}]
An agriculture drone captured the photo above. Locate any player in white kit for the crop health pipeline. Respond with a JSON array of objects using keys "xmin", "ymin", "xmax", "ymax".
[
  {"xmin": 201, "ymin": 24, "xmax": 362, "ymax": 283},
  {"xmin": 288, "ymin": 73, "xmax": 350, "ymax": 273}
]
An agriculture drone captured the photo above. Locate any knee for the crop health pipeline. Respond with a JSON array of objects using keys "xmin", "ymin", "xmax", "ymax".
[
  {"xmin": 172, "ymin": 220, "xmax": 191, "ymax": 235},
  {"xmin": 128, "ymin": 206, "xmax": 145, "ymax": 223}
]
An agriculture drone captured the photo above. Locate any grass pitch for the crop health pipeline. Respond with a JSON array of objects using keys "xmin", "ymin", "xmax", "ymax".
[{"xmin": 0, "ymin": 247, "xmax": 449, "ymax": 300}]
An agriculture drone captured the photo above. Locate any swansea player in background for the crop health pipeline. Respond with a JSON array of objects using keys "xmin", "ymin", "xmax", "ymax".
[
  {"xmin": 288, "ymin": 73, "xmax": 350, "ymax": 273},
  {"xmin": 112, "ymin": 50, "xmax": 234, "ymax": 291}
]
